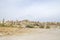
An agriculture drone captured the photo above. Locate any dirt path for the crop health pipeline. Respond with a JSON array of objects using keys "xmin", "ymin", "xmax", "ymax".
[{"xmin": 0, "ymin": 29, "xmax": 60, "ymax": 40}]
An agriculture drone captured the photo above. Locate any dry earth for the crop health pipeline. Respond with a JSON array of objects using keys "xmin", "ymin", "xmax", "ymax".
[{"xmin": 0, "ymin": 27, "xmax": 60, "ymax": 40}]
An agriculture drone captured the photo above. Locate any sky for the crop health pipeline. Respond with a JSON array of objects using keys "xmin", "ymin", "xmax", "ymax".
[{"xmin": 0, "ymin": 0, "xmax": 60, "ymax": 22}]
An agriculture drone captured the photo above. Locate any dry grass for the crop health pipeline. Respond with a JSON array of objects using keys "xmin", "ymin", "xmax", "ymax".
[
  {"xmin": 0, "ymin": 27, "xmax": 32, "ymax": 36},
  {"xmin": 0, "ymin": 27, "xmax": 59, "ymax": 36}
]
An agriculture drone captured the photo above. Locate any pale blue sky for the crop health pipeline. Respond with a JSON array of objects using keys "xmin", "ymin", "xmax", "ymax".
[{"xmin": 0, "ymin": 0, "xmax": 60, "ymax": 22}]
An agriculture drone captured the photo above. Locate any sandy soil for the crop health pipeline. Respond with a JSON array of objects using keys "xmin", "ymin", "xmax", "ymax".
[{"xmin": 0, "ymin": 28, "xmax": 60, "ymax": 40}]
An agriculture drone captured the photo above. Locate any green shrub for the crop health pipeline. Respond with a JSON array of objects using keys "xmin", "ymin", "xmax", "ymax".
[
  {"xmin": 26, "ymin": 25, "xmax": 34, "ymax": 28},
  {"xmin": 0, "ymin": 24, "xmax": 4, "ymax": 27},
  {"xmin": 39, "ymin": 26, "xmax": 44, "ymax": 28},
  {"xmin": 46, "ymin": 26, "xmax": 50, "ymax": 29}
]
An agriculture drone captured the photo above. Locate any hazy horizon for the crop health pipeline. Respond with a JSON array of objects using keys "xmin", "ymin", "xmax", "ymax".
[{"xmin": 0, "ymin": 0, "xmax": 60, "ymax": 22}]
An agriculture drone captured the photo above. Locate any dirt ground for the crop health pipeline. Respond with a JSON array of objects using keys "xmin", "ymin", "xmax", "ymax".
[{"xmin": 0, "ymin": 27, "xmax": 60, "ymax": 40}]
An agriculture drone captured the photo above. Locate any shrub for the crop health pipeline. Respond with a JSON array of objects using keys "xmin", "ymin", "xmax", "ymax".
[
  {"xmin": 39, "ymin": 26, "xmax": 44, "ymax": 28},
  {"xmin": 26, "ymin": 25, "xmax": 34, "ymax": 28},
  {"xmin": 46, "ymin": 26, "xmax": 50, "ymax": 29}
]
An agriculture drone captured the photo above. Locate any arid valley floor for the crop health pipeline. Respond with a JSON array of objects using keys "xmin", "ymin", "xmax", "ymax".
[{"xmin": 0, "ymin": 27, "xmax": 60, "ymax": 40}]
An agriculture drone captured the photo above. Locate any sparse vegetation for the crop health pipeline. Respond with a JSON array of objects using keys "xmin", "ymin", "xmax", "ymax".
[
  {"xmin": 39, "ymin": 26, "xmax": 44, "ymax": 28},
  {"xmin": 0, "ymin": 19, "xmax": 60, "ymax": 36},
  {"xmin": 46, "ymin": 26, "xmax": 50, "ymax": 29},
  {"xmin": 0, "ymin": 19, "xmax": 60, "ymax": 29},
  {"xmin": 26, "ymin": 25, "xmax": 34, "ymax": 28}
]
